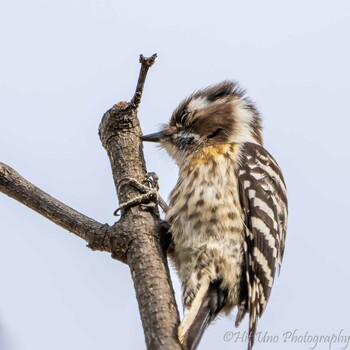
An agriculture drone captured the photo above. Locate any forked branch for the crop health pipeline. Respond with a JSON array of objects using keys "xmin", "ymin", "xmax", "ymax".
[{"xmin": 0, "ymin": 54, "xmax": 182, "ymax": 350}]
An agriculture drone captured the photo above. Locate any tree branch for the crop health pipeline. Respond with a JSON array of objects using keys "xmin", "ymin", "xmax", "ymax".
[
  {"xmin": 99, "ymin": 54, "xmax": 182, "ymax": 350},
  {"xmin": 131, "ymin": 53, "xmax": 157, "ymax": 108},
  {"xmin": 0, "ymin": 162, "xmax": 107, "ymax": 246},
  {"xmin": 0, "ymin": 54, "xmax": 182, "ymax": 349}
]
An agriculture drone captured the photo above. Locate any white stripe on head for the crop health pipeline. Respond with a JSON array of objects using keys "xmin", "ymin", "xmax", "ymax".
[
  {"xmin": 187, "ymin": 97, "xmax": 210, "ymax": 111},
  {"xmin": 229, "ymin": 100, "xmax": 259, "ymax": 144}
]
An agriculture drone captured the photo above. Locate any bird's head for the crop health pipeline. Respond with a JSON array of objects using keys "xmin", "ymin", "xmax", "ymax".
[{"xmin": 142, "ymin": 81, "xmax": 262, "ymax": 165}]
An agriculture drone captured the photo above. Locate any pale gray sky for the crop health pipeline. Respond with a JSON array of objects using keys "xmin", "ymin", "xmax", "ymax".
[{"xmin": 1, "ymin": 1, "xmax": 350, "ymax": 350}]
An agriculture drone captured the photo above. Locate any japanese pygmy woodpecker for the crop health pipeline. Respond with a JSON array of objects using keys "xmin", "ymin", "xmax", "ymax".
[{"xmin": 142, "ymin": 81, "xmax": 288, "ymax": 350}]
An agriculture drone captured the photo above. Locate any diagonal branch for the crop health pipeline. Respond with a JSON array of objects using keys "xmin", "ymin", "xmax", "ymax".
[
  {"xmin": 0, "ymin": 162, "xmax": 136, "ymax": 261},
  {"xmin": 131, "ymin": 53, "xmax": 157, "ymax": 108},
  {"xmin": 0, "ymin": 162, "xmax": 107, "ymax": 245}
]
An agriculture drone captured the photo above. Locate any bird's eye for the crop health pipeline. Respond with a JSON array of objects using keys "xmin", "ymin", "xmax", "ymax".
[
  {"xmin": 207, "ymin": 128, "xmax": 223, "ymax": 139},
  {"xmin": 180, "ymin": 111, "xmax": 189, "ymax": 125}
]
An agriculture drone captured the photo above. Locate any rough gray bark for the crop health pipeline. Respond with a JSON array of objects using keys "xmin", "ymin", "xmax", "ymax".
[{"xmin": 0, "ymin": 54, "xmax": 182, "ymax": 350}]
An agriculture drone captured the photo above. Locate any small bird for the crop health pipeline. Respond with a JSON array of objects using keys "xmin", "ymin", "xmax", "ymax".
[{"xmin": 142, "ymin": 81, "xmax": 288, "ymax": 350}]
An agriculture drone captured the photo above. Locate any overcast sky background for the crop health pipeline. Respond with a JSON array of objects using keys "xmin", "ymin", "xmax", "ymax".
[{"xmin": 1, "ymin": 1, "xmax": 350, "ymax": 350}]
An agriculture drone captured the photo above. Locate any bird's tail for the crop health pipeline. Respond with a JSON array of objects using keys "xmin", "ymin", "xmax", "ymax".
[{"xmin": 179, "ymin": 281, "xmax": 227, "ymax": 350}]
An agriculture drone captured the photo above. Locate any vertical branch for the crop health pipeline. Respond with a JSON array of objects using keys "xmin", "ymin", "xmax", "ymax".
[{"xmin": 99, "ymin": 54, "xmax": 182, "ymax": 350}]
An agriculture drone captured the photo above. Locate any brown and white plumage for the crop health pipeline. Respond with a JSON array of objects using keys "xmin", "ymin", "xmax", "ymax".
[
  {"xmin": 236, "ymin": 142, "xmax": 287, "ymax": 349},
  {"xmin": 142, "ymin": 81, "xmax": 288, "ymax": 350}
]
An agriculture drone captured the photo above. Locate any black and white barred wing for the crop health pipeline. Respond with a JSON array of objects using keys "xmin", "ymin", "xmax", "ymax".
[{"xmin": 237, "ymin": 142, "xmax": 288, "ymax": 350}]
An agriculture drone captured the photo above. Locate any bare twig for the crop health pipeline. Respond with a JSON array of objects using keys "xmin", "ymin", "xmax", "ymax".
[{"xmin": 131, "ymin": 53, "xmax": 157, "ymax": 108}]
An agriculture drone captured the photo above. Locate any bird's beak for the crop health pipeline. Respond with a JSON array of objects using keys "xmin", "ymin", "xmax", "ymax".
[{"xmin": 141, "ymin": 131, "xmax": 164, "ymax": 143}]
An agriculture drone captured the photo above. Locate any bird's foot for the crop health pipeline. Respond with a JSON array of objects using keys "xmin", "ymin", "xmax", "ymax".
[{"xmin": 113, "ymin": 172, "xmax": 169, "ymax": 216}]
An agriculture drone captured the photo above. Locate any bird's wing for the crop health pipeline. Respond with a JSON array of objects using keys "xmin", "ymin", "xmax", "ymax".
[{"xmin": 236, "ymin": 142, "xmax": 288, "ymax": 350}]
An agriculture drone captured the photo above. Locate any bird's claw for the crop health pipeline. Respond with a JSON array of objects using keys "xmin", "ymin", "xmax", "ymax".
[{"xmin": 114, "ymin": 172, "xmax": 168, "ymax": 216}]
